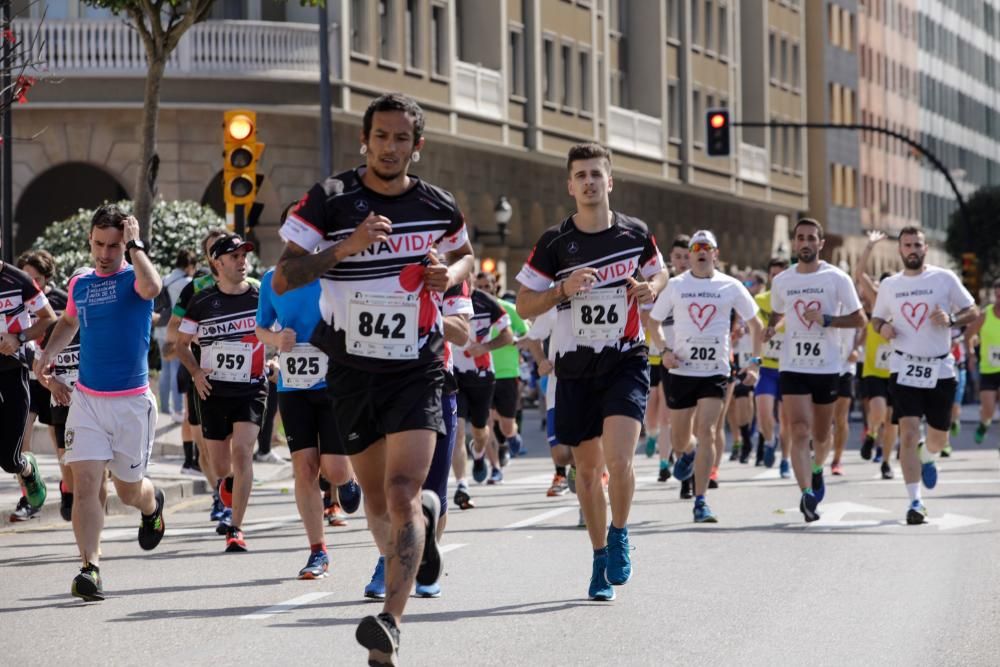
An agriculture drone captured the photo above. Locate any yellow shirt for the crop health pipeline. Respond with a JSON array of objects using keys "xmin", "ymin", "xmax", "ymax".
[
  {"xmin": 755, "ymin": 291, "xmax": 784, "ymax": 370},
  {"xmin": 861, "ymin": 322, "xmax": 891, "ymax": 379}
]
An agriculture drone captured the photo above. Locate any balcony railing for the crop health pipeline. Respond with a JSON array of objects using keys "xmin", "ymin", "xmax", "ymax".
[
  {"xmin": 607, "ymin": 106, "xmax": 663, "ymax": 159},
  {"xmin": 13, "ymin": 19, "xmax": 338, "ymax": 80},
  {"xmin": 453, "ymin": 61, "xmax": 503, "ymax": 119}
]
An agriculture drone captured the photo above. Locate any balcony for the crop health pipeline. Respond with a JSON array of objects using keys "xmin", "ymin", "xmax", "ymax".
[
  {"xmin": 14, "ymin": 19, "xmax": 338, "ymax": 81},
  {"xmin": 607, "ymin": 106, "xmax": 663, "ymax": 160},
  {"xmin": 453, "ymin": 61, "xmax": 503, "ymax": 119}
]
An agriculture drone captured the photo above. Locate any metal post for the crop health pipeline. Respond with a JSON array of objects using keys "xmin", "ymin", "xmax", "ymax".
[
  {"xmin": 234, "ymin": 203, "xmax": 246, "ymax": 238},
  {"xmin": 2, "ymin": 0, "xmax": 13, "ymax": 261},
  {"xmin": 318, "ymin": 2, "xmax": 333, "ymax": 177}
]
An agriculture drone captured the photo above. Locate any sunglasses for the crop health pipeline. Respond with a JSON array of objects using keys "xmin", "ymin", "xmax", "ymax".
[{"xmin": 689, "ymin": 242, "xmax": 715, "ymax": 253}]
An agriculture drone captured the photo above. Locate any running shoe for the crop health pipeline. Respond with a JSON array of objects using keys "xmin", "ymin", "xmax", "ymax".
[
  {"xmin": 499, "ymin": 444, "xmax": 511, "ymax": 467},
  {"xmin": 356, "ymin": 612, "xmax": 400, "ymax": 667},
  {"xmin": 253, "ymin": 450, "xmax": 285, "ymax": 464},
  {"xmin": 657, "ymin": 461, "xmax": 672, "ymax": 483},
  {"xmin": 137, "ymin": 488, "xmax": 165, "ymax": 551},
  {"xmin": 606, "ymin": 525, "xmax": 632, "ymax": 585},
  {"xmin": 763, "ymin": 443, "xmax": 776, "ymax": 468},
  {"xmin": 873, "ymin": 446, "xmax": 884, "ymax": 463},
  {"xmin": 337, "ymin": 479, "xmax": 362, "ymax": 514},
  {"xmin": 693, "ymin": 501, "xmax": 718, "ymax": 523},
  {"xmin": 415, "ymin": 582, "xmax": 441, "ymax": 598},
  {"xmin": 881, "ymin": 460, "xmax": 894, "ymax": 480},
  {"xmin": 831, "ymin": 462, "xmax": 844, "ymax": 476},
  {"xmin": 940, "ymin": 445, "xmax": 953, "ymax": 458},
  {"xmin": 673, "ymin": 450, "xmax": 696, "ymax": 482},
  {"xmin": 779, "ymin": 459, "xmax": 791, "ymax": 479},
  {"xmin": 547, "ymin": 474, "xmax": 568, "ymax": 497},
  {"xmin": 215, "ymin": 507, "xmax": 233, "ymax": 535},
  {"xmin": 415, "ymin": 490, "xmax": 442, "ymax": 586},
  {"xmin": 799, "ymin": 491, "xmax": 820, "ymax": 522},
  {"xmin": 21, "ymin": 452, "xmax": 46, "ymax": 509},
  {"xmin": 906, "ymin": 500, "xmax": 928, "ymax": 525},
  {"xmin": 209, "ymin": 493, "xmax": 225, "ymax": 522},
  {"xmin": 453, "ymin": 484, "xmax": 475, "ymax": 510},
  {"xmin": 588, "ymin": 549, "xmax": 615, "ymax": 601},
  {"xmin": 679, "ymin": 478, "xmax": 693, "ymax": 500},
  {"xmin": 327, "ymin": 503, "xmax": 348, "ymax": 527},
  {"xmin": 975, "ymin": 422, "xmax": 988, "ymax": 445},
  {"xmin": 219, "ymin": 477, "xmax": 233, "ymax": 508},
  {"xmin": 729, "ymin": 441, "xmax": 741, "ymax": 462},
  {"xmin": 812, "ymin": 468, "xmax": 826, "ymax": 503},
  {"xmin": 487, "ymin": 467, "xmax": 503, "ymax": 485},
  {"xmin": 364, "ymin": 556, "xmax": 386, "ymax": 599},
  {"xmin": 568, "ymin": 465, "xmax": 577, "ymax": 493},
  {"xmin": 472, "ymin": 456, "xmax": 488, "ymax": 484},
  {"xmin": 754, "ymin": 433, "xmax": 765, "ymax": 466},
  {"xmin": 179, "ymin": 461, "xmax": 201, "ymax": 475},
  {"xmin": 860, "ymin": 434, "xmax": 875, "ymax": 460},
  {"xmin": 921, "ymin": 459, "xmax": 938, "ymax": 490},
  {"xmin": 508, "ymin": 434, "xmax": 523, "ymax": 457},
  {"xmin": 645, "ymin": 436, "xmax": 657, "ymax": 458},
  {"xmin": 298, "ymin": 550, "xmax": 329, "ymax": 579},
  {"xmin": 739, "ymin": 439, "xmax": 752, "ymax": 464},
  {"xmin": 71, "ymin": 564, "xmax": 104, "ymax": 602},
  {"xmin": 950, "ymin": 421, "xmax": 960, "ymax": 437},
  {"xmin": 59, "ymin": 482, "xmax": 73, "ymax": 522},
  {"xmin": 225, "ymin": 525, "xmax": 247, "ymax": 552},
  {"xmin": 9, "ymin": 496, "xmax": 39, "ymax": 522},
  {"xmin": 577, "ymin": 509, "xmax": 586, "ymax": 528}
]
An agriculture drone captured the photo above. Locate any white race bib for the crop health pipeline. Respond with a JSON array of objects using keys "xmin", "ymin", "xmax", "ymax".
[
  {"xmin": 988, "ymin": 345, "xmax": 1000, "ymax": 368},
  {"xmin": 54, "ymin": 349, "xmax": 80, "ymax": 388},
  {"xmin": 680, "ymin": 335, "xmax": 724, "ymax": 372},
  {"xmin": 571, "ymin": 287, "xmax": 627, "ymax": 341},
  {"xmin": 765, "ymin": 334, "xmax": 783, "ymax": 359},
  {"xmin": 279, "ymin": 343, "xmax": 328, "ymax": 389},
  {"xmin": 346, "ymin": 292, "xmax": 419, "ymax": 360},
  {"xmin": 875, "ymin": 344, "xmax": 892, "ymax": 371},
  {"xmin": 204, "ymin": 341, "xmax": 253, "ymax": 383},
  {"xmin": 897, "ymin": 354, "xmax": 941, "ymax": 389},
  {"xmin": 0, "ymin": 316, "xmax": 6, "ymax": 334},
  {"xmin": 788, "ymin": 331, "xmax": 828, "ymax": 369}
]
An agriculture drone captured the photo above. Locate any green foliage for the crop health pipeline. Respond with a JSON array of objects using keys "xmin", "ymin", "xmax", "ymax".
[
  {"xmin": 31, "ymin": 200, "xmax": 257, "ymax": 286},
  {"xmin": 945, "ymin": 186, "xmax": 1000, "ymax": 281}
]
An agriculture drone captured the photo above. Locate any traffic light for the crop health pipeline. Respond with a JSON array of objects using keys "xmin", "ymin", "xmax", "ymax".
[
  {"xmin": 223, "ymin": 110, "xmax": 265, "ymax": 207},
  {"xmin": 480, "ymin": 257, "xmax": 497, "ymax": 274},
  {"xmin": 961, "ymin": 252, "xmax": 980, "ymax": 296},
  {"xmin": 705, "ymin": 109, "xmax": 731, "ymax": 157}
]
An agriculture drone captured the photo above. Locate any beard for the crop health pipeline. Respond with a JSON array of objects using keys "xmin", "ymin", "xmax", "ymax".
[
  {"xmin": 369, "ymin": 159, "xmax": 405, "ymax": 182},
  {"xmin": 903, "ymin": 253, "xmax": 924, "ymax": 270},
  {"xmin": 797, "ymin": 247, "xmax": 817, "ymax": 264}
]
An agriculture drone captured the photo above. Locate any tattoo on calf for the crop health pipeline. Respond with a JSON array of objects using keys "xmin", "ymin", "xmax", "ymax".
[{"xmin": 386, "ymin": 519, "xmax": 422, "ymax": 599}]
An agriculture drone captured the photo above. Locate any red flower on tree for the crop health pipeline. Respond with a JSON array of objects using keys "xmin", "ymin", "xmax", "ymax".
[{"xmin": 15, "ymin": 75, "xmax": 36, "ymax": 104}]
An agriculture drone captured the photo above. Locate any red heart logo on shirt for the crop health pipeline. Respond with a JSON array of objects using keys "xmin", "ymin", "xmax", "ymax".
[
  {"xmin": 900, "ymin": 302, "xmax": 929, "ymax": 330},
  {"xmin": 794, "ymin": 300, "xmax": 822, "ymax": 329},
  {"xmin": 688, "ymin": 303, "xmax": 717, "ymax": 331}
]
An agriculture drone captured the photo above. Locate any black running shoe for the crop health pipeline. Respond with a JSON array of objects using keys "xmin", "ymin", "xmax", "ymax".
[
  {"xmin": 799, "ymin": 492, "xmax": 820, "ymax": 523},
  {"xmin": 754, "ymin": 433, "xmax": 765, "ymax": 466},
  {"xmin": 60, "ymin": 482, "xmax": 73, "ymax": 522},
  {"xmin": 812, "ymin": 469, "xmax": 826, "ymax": 503},
  {"xmin": 453, "ymin": 485, "xmax": 475, "ymax": 510},
  {"xmin": 415, "ymin": 490, "xmax": 442, "ymax": 586},
  {"xmin": 472, "ymin": 456, "xmax": 488, "ymax": 484},
  {"xmin": 356, "ymin": 613, "xmax": 400, "ymax": 667},
  {"xmin": 138, "ymin": 488, "xmax": 165, "ymax": 551},
  {"xmin": 72, "ymin": 564, "xmax": 104, "ymax": 602},
  {"xmin": 729, "ymin": 444, "xmax": 740, "ymax": 462},
  {"xmin": 708, "ymin": 478, "xmax": 719, "ymax": 489},
  {"xmin": 739, "ymin": 440, "xmax": 752, "ymax": 464},
  {"xmin": 657, "ymin": 464, "xmax": 672, "ymax": 483},
  {"xmin": 499, "ymin": 444, "xmax": 511, "ymax": 467},
  {"xmin": 679, "ymin": 478, "xmax": 693, "ymax": 499},
  {"xmin": 860, "ymin": 434, "xmax": 875, "ymax": 460},
  {"xmin": 881, "ymin": 461, "xmax": 894, "ymax": 480}
]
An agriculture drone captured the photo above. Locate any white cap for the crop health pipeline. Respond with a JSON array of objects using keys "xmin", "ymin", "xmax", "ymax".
[{"xmin": 690, "ymin": 229, "xmax": 718, "ymax": 248}]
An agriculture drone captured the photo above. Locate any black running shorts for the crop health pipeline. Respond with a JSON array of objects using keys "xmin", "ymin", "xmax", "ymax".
[
  {"xmin": 200, "ymin": 393, "xmax": 267, "ymax": 441},
  {"xmin": 666, "ymin": 373, "xmax": 729, "ymax": 410},
  {"xmin": 555, "ymin": 355, "xmax": 649, "ymax": 446},
  {"xmin": 779, "ymin": 371, "xmax": 839, "ymax": 405},
  {"xmin": 889, "ymin": 374, "xmax": 956, "ymax": 432},
  {"xmin": 278, "ymin": 389, "xmax": 345, "ymax": 455},
  {"xmin": 492, "ymin": 377, "xmax": 519, "ymax": 419},
  {"xmin": 456, "ymin": 373, "xmax": 495, "ymax": 429}
]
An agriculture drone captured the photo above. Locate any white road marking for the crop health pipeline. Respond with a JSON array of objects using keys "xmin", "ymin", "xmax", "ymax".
[
  {"xmin": 926, "ymin": 513, "xmax": 990, "ymax": 530},
  {"xmin": 439, "ymin": 543, "xmax": 467, "ymax": 554},
  {"xmin": 241, "ymin": 592, "xmax": 332, "ymax": 620},
  {"xmin": 504, "ymin": 505, "xmax": 576, "ymax": 529},
  {"xmin": 753, "ymin": 469, "xmax": 781, "ymax": 480}
]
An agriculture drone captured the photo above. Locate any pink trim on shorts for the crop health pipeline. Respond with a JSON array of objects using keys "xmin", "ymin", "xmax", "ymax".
[{"xmin": 76, "ymin": 381, "xmax": 149, "ymax": 398}]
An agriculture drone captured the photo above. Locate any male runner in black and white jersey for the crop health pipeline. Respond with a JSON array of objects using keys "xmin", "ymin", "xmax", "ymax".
[
  {"xmin": 650, "ymin": 230, "xmax": 762, "ymax": 523},
  {"xmin": 767, "ymin": 218, "xmax": 866, "ymax": 522},
  {"xmin": 176, "ymin": 234, "xmax": 267, "ymax": 552},
  {"xmin": 517, "ymin": 142, "xmax": 666, "ymax": 601},
  {"xmin": 272, "ymin": 93, "xmax": 474, "ymax": 664}
]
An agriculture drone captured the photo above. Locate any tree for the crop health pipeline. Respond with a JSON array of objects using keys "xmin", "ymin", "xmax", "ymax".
[{"xmin": 945, "ymin": 185, "xmax": 1000, "ymax": 282}]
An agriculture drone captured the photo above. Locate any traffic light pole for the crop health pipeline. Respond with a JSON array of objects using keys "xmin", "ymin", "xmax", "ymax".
[
  {"xmin": 233, "ymin": 203, "xmax": 245, "ymax": 238},
  {"xmin": 731, "ymin": 120, "xmax": 971, "ymax": 251}
]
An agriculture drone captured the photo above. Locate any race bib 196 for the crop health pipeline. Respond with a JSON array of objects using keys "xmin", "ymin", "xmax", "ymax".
[
  {"xmin": 346, "ymin": 292, "xmax": 419, "ymax": 360},
  {"xmin": 204, "ymin": 341, "xmax": 253, "ymax": 383},
  {"xmin": 279, "ymin": 343, "xmax": 328, "ymax": 389},
  {"xmin": 897, "ymin": 354, "xmax": 940, "ymax": 389},
  {"xmin": 789, "ymin": 331, "xmax": 828, "ymax": 369},
  {"xmin": 571, "ymin": 287, "xmax": 627, "ymax": 341}
]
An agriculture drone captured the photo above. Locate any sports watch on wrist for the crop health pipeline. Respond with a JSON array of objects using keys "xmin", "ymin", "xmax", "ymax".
[{"xmin": 126, "ymin": 239, "xmax": 147, "ymax": 254}]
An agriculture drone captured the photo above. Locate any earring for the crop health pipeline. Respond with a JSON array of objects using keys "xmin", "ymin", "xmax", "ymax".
[
  {"xmin": 359, "ymin": 145, "xmax": 367, "ymax": 155},
  {"xmin": 411, "ymin": 151, "xmax": 420, "ymax": 163}
]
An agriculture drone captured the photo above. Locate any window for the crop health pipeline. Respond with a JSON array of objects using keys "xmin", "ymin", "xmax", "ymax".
[
  {"xmin": 842, "ymin": 87, "xmax": 854, "ymax": 124},
  {"xmin": 667, "ymin": 80, "xmax": 680, "ymax": 140},
  {"xmin": 666, "ymin": 0, "xmax": 680, "ymax": 39},
  {"xmin": 782, "ymin": 126, "xmax": 790, "ymax": 168},
  {"xmin": 704, "ymin": 0, "xmax": 713, "ymax": 51},
  {"xmin": 792, "ymin": 128, "xmax": 802, "ymax": 171},
  {"xmin": 769, "ymin": 32, "xmax": 777, "ymax": 82},
  {"xmin": 430, "ymin": 3, "xmax": 447, "ymax": 76},
  {"xmin": 561, "ymin": 43, "xmax": 574, "ymax": 107},
  {"xmin": 791, "ymin": 42, "xmax": 800, "ymax": 88},
  {"xmin": 832, "ymin": 164, "xmax": 843, "ymax": 206},
  {"xmin": 405, "ymin": 0, "xmax": 421, "ymax": 69},
  {"xmin": 780, "ymin": 36, "xmax": 788, "ymax": 84},
  {"xmin": 579, "ymin": 49, "xmax": 592, "ymax": 112},
  {"xmin": 770, "ymin": 122, "xmax": 781, "ymax": 169},
  {"xmin": 829, "ymin": 3, "xmax": 841, "ymax": 47},
  {"xmin": 351, "ymin": 0, "xmax": 369, "ymax": 55},
  {"xmin": 509, "ymin": 27, "xmax": 525, "ymax": 97},
  {"xmin": 717, "ymin": 4, "xmax": 728, "ymax": 57},
  {"xmin": 543, "ymin": 36, "xmax": 557, "ymax": 104},
  {"xmin": 693, "ymin": 90, "xmax": 704, "ymax": 143},
  {"xmin": 830, "ymin": 83, "xmax": 842, "ymax": 123},
  {"xmin": 378, "ymin": 0, "xmax": 397, "ymax": 63},
  {"xmin": 842, "ymin": 9, "xmax": 853, "ymax": 51},
  {"xmin": 845, "ymin": 167, "xmax": 856, "ymax": 207},
  {"xmin": 692, "ymin": 0, "xmax": 700, "ymax": 47}
]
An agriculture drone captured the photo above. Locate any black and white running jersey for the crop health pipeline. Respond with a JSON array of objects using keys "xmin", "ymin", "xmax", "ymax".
[
  {"xmin": 441, "ymin": 281, "xmax": 474, "ymax": 384},
  {"xmin": 516, "ymin": 212, "xmax": 665, "ymax": 379},
  {"xmin": 454, "ymin": 287, "xmax": 510, "ymax": 379},
  {"xmin": 280, "ymin": 168, "xmax": 469, "ymax": 373},
  {"xmin": 0, "ymin": 262, "xmax": 49, "ymax": 372}
]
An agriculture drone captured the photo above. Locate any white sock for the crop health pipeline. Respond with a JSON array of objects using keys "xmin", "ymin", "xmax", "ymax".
[
  {"xmin": 906, "ymin": 483, "xmax": 920, "ymax": 503},
  {"xmin": 918, "ymin": 442, "xmax": 935, "ymax": 464},
  {"xmin": 456, "ymin": 478, "xmax": 467, "ymax": 488}
]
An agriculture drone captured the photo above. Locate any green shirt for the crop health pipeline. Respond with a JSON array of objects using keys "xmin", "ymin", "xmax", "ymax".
[{"xmin": 492, "ymin": 299, "xmax": 528, "ymax": 379}]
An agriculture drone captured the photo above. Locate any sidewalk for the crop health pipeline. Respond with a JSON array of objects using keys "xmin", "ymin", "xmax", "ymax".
[{"xmin": 2, "ymin": 412, "xmax": 293, "ymax": 528}]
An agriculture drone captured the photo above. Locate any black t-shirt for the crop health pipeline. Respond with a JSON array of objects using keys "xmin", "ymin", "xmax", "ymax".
[
  {"xmin": 0, "ymin": 263, "xmax": 49, "ymax": 372},
  {"xmin": 454, "ymin": 288, "xmax": 509, "ymax": 381},
  {"xmin": 279, "ymin": 168, "xmax": 469, "ymax": 374},
  {"xmin": 179, "ymin": 284, "xmax": 267, "ymax": 398}
]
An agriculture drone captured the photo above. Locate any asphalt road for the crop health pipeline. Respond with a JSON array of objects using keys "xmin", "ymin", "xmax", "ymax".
[{"xmin": 3, "ymin": 416, "xmax": 999, "ymax": 666}]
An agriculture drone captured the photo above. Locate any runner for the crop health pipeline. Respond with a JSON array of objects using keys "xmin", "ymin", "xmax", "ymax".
[
  {"xmin": 967, "ymin": 279, "xmax": 1000, "ymax": 447},
  {"xmin": 176, "ymin": 233, "xmax": 267, "ymax": 552},
  {"xmin": 516, "ymin": 142, "xmax": 666, "ymax": 600},
  {"xmin": 871, "ymin": 226, "xmax": 978, "ymax": 524},
  {"xmin": 727, "ymin": 314, "xmax": 756, "ymax": 465},
  {"xmin": 650, "ymin": 230, "xmax": 761, "ymax": 522},
  {"xmin": 34, "ymin": 205, "xmax": 165, "ymax": 601},
  {"xmin": 767, "ymin": 218, "xmax": 865, "ymax": 522},
  {"xmin": 830, "ymin": 314, "xmax": 864, "ymax": 475},
  {"xmin": 272, "ymin": 93, "xmax": 474, "ymax": 664},
  {"xmin": 753, "ymin": 257, "xmax": 791, "ymax": 476},
  {"xmin": 255, "ymin": 266, "xmax": 359, "ymax": 577}
]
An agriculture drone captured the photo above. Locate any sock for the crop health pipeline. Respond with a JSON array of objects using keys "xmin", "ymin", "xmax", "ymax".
[
  {"xmin": 659, "ymin": 459, "xmax": 670, "ymax": 470},
  {"xmin": 182, "ymin": 441, "xmax": 194, "ymax": 465},
  {"xmin": 694, "ymin": 494, "xmax": 706, "ymax": 505},
  {"xmin": 906, "ymin": 483, "xmax": 920, "ymax": 503},
  {"xmin": 310, "ymin": 542, "xmax": 326, "ymax": 554},
  {"xmin": 594, "ymin": 546, "xmax": 608, "ymax": 556},
  {"xmin": 555, "ymin": 465, "xmax": 567, "ymax": 477},
  {"xmin": 803, "ymin": 487, "xmax": 814, "ymax": 495},
  {"xmin": 811, "ymin": 463, "xmax": 823, "ymax": 475},
  {"xmin": 739, "ymin": 424, "xmax": 753, "ymax": 449},
  {"xmin": 456, "ymin": 478, "xmax": 468, "ymax": 488},
  {"xmin": 918, "ymin": 443, "xmax": 935, "ymax": 464},
  {"xmin": 981, "ymin": 421, "xmax": 992, "ymax": 430}
]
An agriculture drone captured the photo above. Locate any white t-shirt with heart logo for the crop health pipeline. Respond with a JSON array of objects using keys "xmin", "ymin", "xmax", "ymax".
[
  {"xmin": 651, "ymin": 270, "xmax": 759, "ymax": 377},
  {"xmin": 770, "ymin": 261, "xmax": 863, "ymax": 376},
  {"xmin": 871, "ymin": 265, "xmax": 975, "ymax": 380}
]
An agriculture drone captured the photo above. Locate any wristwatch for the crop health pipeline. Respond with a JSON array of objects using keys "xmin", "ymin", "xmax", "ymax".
[
  {"xmin": 126, "ymin": 239, "xmax": 147, "ymax": 254},
  {"xmin": 16, "ymin": 332, "xmax": 26, "ymax": 344},
  {"xmin": 948, "ymin": 313, "xmax": 957, "ymax": 327}
]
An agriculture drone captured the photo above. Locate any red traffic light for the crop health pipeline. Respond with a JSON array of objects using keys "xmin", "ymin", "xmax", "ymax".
[{"xmin": 710, "ymin": 113, "xmax": 727, "ymax": 130}]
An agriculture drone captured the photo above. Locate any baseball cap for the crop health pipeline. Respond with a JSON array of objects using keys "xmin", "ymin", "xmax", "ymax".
[
  {"xmin": 689, "ymin": 230, "xmax": 718, "ymax": 249},
  {"xmin": 210, "ymin": 234, "xmax": 255, "ymax": 259}
]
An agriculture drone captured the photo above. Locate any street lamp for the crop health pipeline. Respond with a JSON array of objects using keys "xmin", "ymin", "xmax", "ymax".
[{"xmin": 474, "ymin": 195, "xmax": 512, "ymax": 244}]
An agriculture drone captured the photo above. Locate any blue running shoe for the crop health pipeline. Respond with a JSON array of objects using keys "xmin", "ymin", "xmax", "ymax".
[
  {"xmin": 209, "ymin": 493, "xmax": 225, "ymax": 522},
  {"xmin": 812, "ymin": 468, "xmax": 825, "ymax": 503},
  {"xmin": 415, "ymin": 581, "xmax": 441, "ymax": 598},
  {"xmin": 606, "ymin": 525, "xmax": 632, "ymax": 585},
  {"xmin": 779, "ymin": 459, "xmax": 791, "ymax": 479},
  {"xmin": 364, "ymin": 556, "xmax": 386, "ymax": 599},
  {"xmin": 215, "ymin": 507, "xmax": 232, "ymax": 535},
  {"xmin": 472, "ymin": 456, "xmax": 488, "ymax": 484},
  {"xmin": 800, "ymin": 491, "xmax": 820, "ymax": 522},
  {"xmin": 921, "ymin": 460, "xmax": 938, "ymax": 489},
  {"xmin": 508, "ymin": 434, "xmax": 523, "ymax": 457},
  {"xmin": 673, "ymin": 451, "xmax": 696, "ymax": 482},
  {"xmin": 693, "ymin": 501, "xmax": 718, "ymax": 523},
  {"xmin": 588, "ymin": 549, "xmax": 615, "ymax": 601},
  {"xmin": 487, "ymin": 467, "xmax": 503, "ymax": 485},
  {"xmin": 906, "ymin": 500, "xmax": 928, "ymax": 525},
  {"xmin": 298, "ymin": 550, "xmax": 329, "ymax": 579},
  {"xmin": 873, "ymin": 446, "xmax": 884, "ymax": 463},
  {"xmin": 763, "ymin": 443, "xmax": 776, "ymax": 468},
  {"xmin": 338, "ymin": 479, "xmax": 362, "ymax": 514}
]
